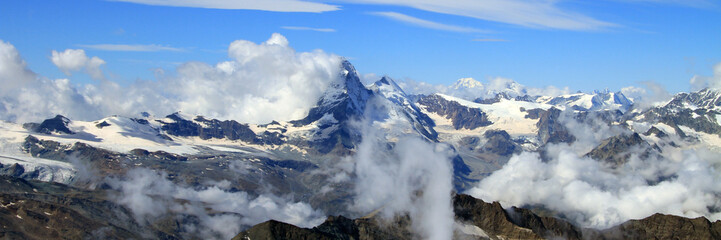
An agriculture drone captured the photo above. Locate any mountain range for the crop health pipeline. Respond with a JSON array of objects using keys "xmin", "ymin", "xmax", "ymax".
[{"xmin": 1, "ymin": 60, "xmax": 720, "ymax": 239}]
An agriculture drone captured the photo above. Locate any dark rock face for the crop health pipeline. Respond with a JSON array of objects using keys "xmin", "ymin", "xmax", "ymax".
[
  {"xmin": 417, "ymin": 94, "xmax": 493, "ymax": 130},
  {"xmin": 644, "ymin": 126, "xmax": 668, "ymax": 138},
  {"xmin": 0, "ymin": 163, "xmax": 25, "ymax": 178},
  {"xmin": 536, "ymin": 108, "xmax": 576, "ymax": 144},
  {"xmin": 159, "ymin": 113, "xmax": 264, "ymax": 144},
  {"xmin": 453, "ymin": 194, "xmax": 582, "ymax": 240},
  {"xmin": 523, "ymin": 108, "xmax": 545, "ymax": 119},
  {"xmin": 586, "ymin": 133, "xmax": 657, "ymax": 166},
  {"xmin": 95, "ymin": 121, "xmax": 111, "ymax": 129},
  {"xmin": 482, "ymin": 130, "xmax": 518, "ymax": 156},
  {"xmin": 130, "ymin": 149, "xmax": 188, "ymax": 162},
  {"xmin": 233, "ymin": 194, "xmax": 721, "ymax": 240},
  {"xmin": 644, "ymin": 107, "xmax": 721, "ymax": 137},
  {"xmin": 233, "ymin": 214, "xmax": 412, "ymax": 240},
  {"xmin": 234, "ymin": 194, "xmax": 583, "ymax": 240},
  {"xmin": 0, "ymin": 176, "xmax": 178, "ymax": 240},
  {"xmin": 22, "ymin": 115, "xmax": 74, "ymax": 134},
  {"xmin": 599, "ymin": 213, "xmax": 721, "ymax": 240}
]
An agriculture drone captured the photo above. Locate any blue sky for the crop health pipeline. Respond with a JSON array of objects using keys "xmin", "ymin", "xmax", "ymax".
[{"xmin": 1, "ymin": 0, "xmax": 720, "ymax": 93}]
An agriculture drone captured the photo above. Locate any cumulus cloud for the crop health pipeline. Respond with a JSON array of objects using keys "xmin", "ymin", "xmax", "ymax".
[
  {"xmin": 106, "ymin": 168, "xmax": 325, "ymax": 239},
  {"xmin": 51, "ymin": 49, "xmax": 106, "ymax": 80},
  {"xmin": 0, "ymin": 41, "xmax": 103, "ymax": 122},
  {"xmin": 690, "ymin": 62, "xmax": 721, "ymax": 91},
  {"xmin": 467, "ymin": 114, "xmax": 721, "ymax": 229},
  {"xmin": 353, "ymin": 118, "xmax": 454, "ymax": 239},
  {"xmin": 620, "ymin": 81, "xmax": 673, "ymax": 110},
  {"xmin": 156, "ymin": 33, "xmax": 342, "ymax": 123},
  {"xmin": 0, "ymin": 34, "xmax": 343, "ymax": 124},
  {"xmin": 0, "ymin": 40, "xmax": 36, "ymax": 94}
]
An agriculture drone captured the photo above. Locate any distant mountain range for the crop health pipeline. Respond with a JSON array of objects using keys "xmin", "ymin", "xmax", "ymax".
[{"xmin": 1, "ymin": 60, "xmax": 720, "ymax": 239}]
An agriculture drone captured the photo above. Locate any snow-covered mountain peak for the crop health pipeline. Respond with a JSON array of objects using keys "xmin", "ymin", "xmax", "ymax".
[
  {"xmin": 663, "ymin": 88, "xmax": 721, "ymax": 112},
  {"xmin": 372, "ymin": 76, "xmax": 406, "ymax": 96},
  {"xmin": 451, "ymin": 78, "xmax": 483, "ymax": 90},
  {"xmin": 291, "ymin": 60, "xmax": 372, "ymax": 126},
  {"xmin": 539, "ymin": 91, "xmax": 633, "ymax": 112}
]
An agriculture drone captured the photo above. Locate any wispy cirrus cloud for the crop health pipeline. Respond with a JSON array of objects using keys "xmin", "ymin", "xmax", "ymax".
[
  {"xmin": 370, "ymin": 12, "xmax": 485, "ymax": 33},
  {"xmin": 617, "ymin": 0, "xmax": 716, "ymax": 8},
  {"xmin": 78, "ymin": 44, "xmax": 184, "ymax": 52},
  {"xmin": 472, "ymin": 38, "xmax": 509, "ymax": 42},
  {"xmin": 281, "ymin": 26, "xmax": 336, "ymax": 32},
  {"xmin": 349, "ymin": 0, "xmax": 615, "ymax": 31},
  {"xmin": 110, "ymin": 0, "xmax": 339, "ymax": 13}
]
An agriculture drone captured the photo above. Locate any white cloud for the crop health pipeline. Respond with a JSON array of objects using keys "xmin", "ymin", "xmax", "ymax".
[
  {"xmin": 472, "ymin": 38, "xmax": 509, "ymax": 42},
  {"xmin": 78, "ymin": 44, "xmax": 184, "ymax": 52},
  {"xmin": 0, "ymin": 40, "xmax": 35, "ymax": 94},
  {"xmin": 51, "ymin": 49, "xmax": 106, "ymax": 80},
  {"xmin": 1, "ymin": 34, "xmax": 343, "ymax": 124},
  {"xmin": 107, "ymin": 168, "xmax": 325, "ymax": 239},
  {"xmin": 281, "ymin": 26, "xmax": 336, "ymax": 32},
  {"xmin": 618, "ymin": 0, "xmax": 715, "ymax": 7},
  {"xmin": 0, "ymin": 41, "xmax": 102, "ymax": 122},
  {"xmin": 371, "ymin": 11, "xmax": 485, "ymax": 33},
  {"xmin": 156, "ymin": 33, "xmax": 343, "ymax": 123},
  {"xmin": 621, "ymin": 81, "xmax": 673, "ymax": 110},
  {"xmin": 467, "ymin": 115, "xmax": 721, "ymax": 229},
  {"xmin": 690, "ymin": 62, "xmax": 721, "ymax": 91},
  {"xmin": 111, "ymin": 0, "xmax": 340, "ymax": 12},
  {"xmin": 348, "ymin": 0, "xmax": 615, "ymax": 30},
  {"xmin": 353, "ymin": 120, "xmax": 454, "ymax": 239}
]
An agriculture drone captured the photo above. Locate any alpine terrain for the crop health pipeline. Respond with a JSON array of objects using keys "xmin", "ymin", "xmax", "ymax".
[{"xmin": 2, "ymin": 59, "xmax": 721, "ymax": 240}]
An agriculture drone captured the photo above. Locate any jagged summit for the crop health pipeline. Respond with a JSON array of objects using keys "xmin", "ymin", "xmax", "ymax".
[
  {"xmin": 372, "ymin": 76, "xmax": 406, "ymax": 96},
  {"xmin": 666, "ymin": 87, "xmax": 721, "ymax": 111},
  {"xmin": 369, "ymin": 76, "xmax": 438, "ymax": 141},
  {"xmin": 292, "ymin": 60, "xmax": 372, "ymax": 126}
]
